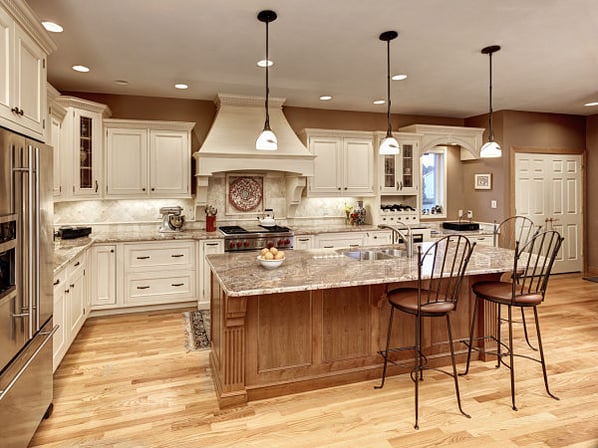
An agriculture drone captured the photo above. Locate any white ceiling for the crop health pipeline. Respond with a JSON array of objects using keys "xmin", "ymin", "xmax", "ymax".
[{"xmin": 27, "ymin": 0, "xmax": 598, "ymax": 118}]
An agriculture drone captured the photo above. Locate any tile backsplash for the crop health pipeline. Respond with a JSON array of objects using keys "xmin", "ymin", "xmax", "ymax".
[{"xmin": 54, "ymin": 175, "xmax": 363, "ymax": 228}]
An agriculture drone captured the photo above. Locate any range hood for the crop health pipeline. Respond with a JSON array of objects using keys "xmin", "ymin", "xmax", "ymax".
[{"xmin": 193, "ymin": 94, "xmax": 315, "ymax": 212}]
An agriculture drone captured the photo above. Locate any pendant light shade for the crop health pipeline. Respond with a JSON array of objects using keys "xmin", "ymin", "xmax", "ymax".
[
  {"xmin": 480, "ymin": 45, "xmax": 501, "ymax": 158},
  {"xmin": 379, "ymin": 31, "xmax": 400, "ymax": 155},
  {"xmin": 256, "ymin": 10, "xmax": 278, "ymax": 151}
]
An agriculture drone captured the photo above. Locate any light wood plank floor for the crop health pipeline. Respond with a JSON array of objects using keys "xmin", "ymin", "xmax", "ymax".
[{"xmin": 30, "ymin": 276, "xmax": 598, "ymax": 448}]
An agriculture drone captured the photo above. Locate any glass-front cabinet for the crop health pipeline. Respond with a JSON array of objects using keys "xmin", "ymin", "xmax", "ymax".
[
  {"xmin": 54, "ymin": 96, "xmax": 111, "ymax": 200},
  {"xmin": 378, "ymin": 133, "xmax": 420, "ymax": 195}
]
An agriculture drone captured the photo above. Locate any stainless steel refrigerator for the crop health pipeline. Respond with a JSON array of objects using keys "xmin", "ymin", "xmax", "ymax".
[{"xmin": 0, "ymin": 127, "xmax": 56, "ymax": 447}]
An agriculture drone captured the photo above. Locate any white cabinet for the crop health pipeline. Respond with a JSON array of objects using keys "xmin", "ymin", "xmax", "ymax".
[
  {"xmin": 123, "ymin": 241, "xmax": 196, "ymax": 307},
  {"xmin": 54, "ymin": 96, "xmax": 111, "ymax": 200},
  {"xmin": 91, "ymin": 244, "xmax": 117, "ymax": 309},
  {"xmin": 315, "ymin": 232, "xmax": 366, "ymax": 249},
  {"xmin": 365, "ymin": 230, "xmax": 392, "ymax": 246},
  {"xmin": 469, "ymin": 234, "xmax": 494, "ymax": 246},
  {"xmin": 303, "ymin": 129, "xmax": 374, "ymax": 197},
  {"xmin": 378, "ymin": 133, "xmax": 421, "ymax": 195},
  {"xmin": 48, "ymin": 85, "xmax": 66, "ymax": 197},
  {"xmin": 294, "ymin": 235, "xmax": 314, "ymax": 250},
  {"xmin": 198, "ymin": 239, "xmax": 224, "ymax": 309},
  {"xmin": 104, "ymin": 119, "xmax": 195, "ymax": 198},
  {"xmin": 53, "ymin": 249, "xmax": 89, "ymax": 372},
  {"xmin": 52, "ymin": 268, "xmax": 67, "ymax": 372},
  {"xmin": 0, "ymin": 4, "xmax": 53, "ymax": 141}
]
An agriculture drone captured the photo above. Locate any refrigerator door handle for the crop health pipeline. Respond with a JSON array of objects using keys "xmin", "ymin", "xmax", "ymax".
[
  {"xmin": 27, "ymin": 144, "xmax": 34, "ymax": 339},
  {"xmin": 34, "ymin": 146, "xmax": 40, "ymax": 332},
  {"xmin": 0, "ymin": 325, "xmax": 58, "ymax": 401}
]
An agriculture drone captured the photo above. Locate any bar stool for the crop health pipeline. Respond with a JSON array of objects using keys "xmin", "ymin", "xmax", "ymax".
[
  {"xmin": 494, "ymin": 215, "xmax": 540, "ymax": 349},
  {"xmin": 461, "ymin": 230, "xmax": 563, "ymax": 411},
  {"xmin": 375, "ymin": 235, "xmax": 475, "ymax": 429}
]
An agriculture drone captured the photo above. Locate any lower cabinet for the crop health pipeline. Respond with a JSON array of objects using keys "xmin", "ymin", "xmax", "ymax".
[
  {"xmin": 294, "ymin": 235, "xmax": 314, "ymax": 250},
  {"xmin": 365, "ymin": 230, "xmax": 392, "ymax": 246},
  {"xmin": 53, "ymin": 249, "xmax": 88, "ymax": 372},
  {"xmin": 91, "ymin": 240, "xmax": 197, "ymax": 312},
  {"xmin": 199, "ymin": 239, "xmax": 224, "ymax": 309}
]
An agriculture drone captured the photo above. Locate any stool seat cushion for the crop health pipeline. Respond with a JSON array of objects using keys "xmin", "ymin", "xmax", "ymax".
[
  {"xmin": 472, "ymin": 281, "xmax": 543, "ymax": 306},
  {"xmin": 388, "ymin": 288, "xmax": 456, "ymax": 315}
]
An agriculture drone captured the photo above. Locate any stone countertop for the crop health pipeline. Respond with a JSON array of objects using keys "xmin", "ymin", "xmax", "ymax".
[
  {"xmin": 206, "ymin": 243, "xmax": 514, "ymax": 297},
  {"xmin": 53, "ymin": 237, "xmax": 94, "ymax": 273}
]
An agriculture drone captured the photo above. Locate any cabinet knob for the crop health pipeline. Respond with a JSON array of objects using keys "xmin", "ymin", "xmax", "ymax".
[
  {"xmin": 110, "ymin": 249, "xmax": 114, "ymax": 253},
  {"xmin": 53, "ymin": 279, "xmax": 60, "ymax": 286},
  {"xmin": 151, "ymin": 188, "xmax": 155, "ymax": 191},
  {"xmin": 337, "ymin": 187, "xmax": 341, "ymax": 190},
  {"xmin": 142, "ymin": 188, "xmax": 146, "ymax": 191}
]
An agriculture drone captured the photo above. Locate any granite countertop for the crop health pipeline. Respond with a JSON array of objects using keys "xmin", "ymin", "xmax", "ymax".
[
  {"xmin": 206, "ymin": 243, "xmax": 514, "ymax": 297},
  {"xmin": 53, "ymin": 237, "xmax": 94, "ymax": 273}
]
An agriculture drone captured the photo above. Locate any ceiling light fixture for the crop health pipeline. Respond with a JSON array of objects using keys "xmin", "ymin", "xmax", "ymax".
[
  {"xmin": 373, "ymin": 99, "xmax": 385, "ymax": 105},
  {"xmin": 392, "ymin": 73, "xmax": 407, "ymax": 81},
  {"xmin": 319, "ymin": 95, "xmax": 332, "ymax": 101},
  {"xmin": 584, "ymin": 101, "xmax": 598, "ymax": 107},
  {"xmin": 256, "ymin": 10, "xmax": 278, "ymax": 151},
  {"xmin": 174, "ymin": 83, "xmax": 188, "ymax": 90},
  {"xmin": 42, "ymin": 21, "xmax": 63, "ymax": 33},
  {"xmin": 72, "ymin": 65, "xmax": 90, "ymax": 73},
  {"xmin": 378, "ymin": 31, "xmax": 400, "ymax": 155},
  {"xmin": 114, "ymin": 80, "xmax": 129, "ymax": 86},
  {"xmin": 480, "ymin": 45, "xmax": 502, "ymax": 158},
  {"xmin": 257, "ymin": 59, "xmax": 273, "ymax": 68}
]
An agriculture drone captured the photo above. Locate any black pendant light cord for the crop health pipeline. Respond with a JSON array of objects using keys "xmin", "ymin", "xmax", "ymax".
[
  {"xmin": 488, "ymin": 50, "xmax": 494, "ymax": 141},
  {"xmin": 264, "ymin": 18, "xmax": 271, "ymax": 131},
  {"xmin": 385, "ymin": 37, "xmax": 392, "ymax": 137}
]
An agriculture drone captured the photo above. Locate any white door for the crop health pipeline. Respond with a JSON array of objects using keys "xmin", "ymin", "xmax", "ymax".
[{"xmin": 515, "ymin": 153, "xmax": 583, "ymax": 273}]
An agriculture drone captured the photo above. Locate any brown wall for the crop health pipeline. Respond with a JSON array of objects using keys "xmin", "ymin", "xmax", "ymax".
[{"xmin": 587, "ymin": 114, "xmax": 598, "ymax": 273}]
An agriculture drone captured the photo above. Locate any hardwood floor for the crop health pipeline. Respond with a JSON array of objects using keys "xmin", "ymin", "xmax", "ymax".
[{"xmin": 30, "ymin": 276, "xmax": 598, "ymax": 447}]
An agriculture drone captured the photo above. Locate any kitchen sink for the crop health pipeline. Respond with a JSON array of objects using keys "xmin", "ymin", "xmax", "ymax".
[
  {"xmin": 442, "ymin": 221, "xmax": 480, "ymax": 231},
  {"xmin": 339, "ymin": 247, "xmax": 408, "ymax": 261}
]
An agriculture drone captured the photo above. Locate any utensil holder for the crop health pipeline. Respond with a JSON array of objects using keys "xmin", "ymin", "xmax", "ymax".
[{"xmin": 206, "ymin": 215, "xmax": 216, "ymax": 232}]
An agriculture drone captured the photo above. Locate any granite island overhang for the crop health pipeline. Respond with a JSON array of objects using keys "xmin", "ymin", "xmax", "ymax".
[{"xmin": 206, "ymin": 244, "xmax": 515, "ymax": 408}]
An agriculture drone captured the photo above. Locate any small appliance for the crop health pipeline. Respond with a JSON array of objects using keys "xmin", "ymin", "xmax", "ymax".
[{"xmin": 159, "ymin": 206, "xmax": 185, "ymax": 233}]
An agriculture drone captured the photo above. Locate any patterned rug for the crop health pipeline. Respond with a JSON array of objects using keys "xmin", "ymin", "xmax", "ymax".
[{"xmin": 182, "ymin": 310, "xmax": 210, "ymax": 351}]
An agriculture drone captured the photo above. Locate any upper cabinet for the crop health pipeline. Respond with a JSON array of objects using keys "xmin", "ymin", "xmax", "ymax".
[
  {"xmin": 0, "ymin": 1, "xmax": 56, "ymax": 141},
  {"xmin": 54, "ymin": 96, "xmax": 111, "ymax": 201},
  {"xmin": 104, "ymin": 119, "xmax": 195, "ymax": 199},
  {"xmin": 377, "ymin": 132, "xmax": 421, "ymax": 196},
  {"xmin": 48, "ymin": 84, "xmax": 66, "ymax": 197},
  {"xmin": 302, "ymin": 129, "xmax": 374, "ymax": 197}
]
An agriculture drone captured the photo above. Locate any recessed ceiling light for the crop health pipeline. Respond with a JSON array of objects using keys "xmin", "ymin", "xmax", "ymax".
[
  {"xmin": 114, "ymin": 80, "xmax": 129, "ymax": 86},
  {"xmin": 319, "ymin": 95, "xmax": 332, "ymax": 101},
  {"xmin": 174, "ymin": 83, "xmax": 188, "ymax": 90},
  {"xmin": 72, "ymin": 65, "xmax": 90, "ymax": 73},
  {"xmin": 257, "ymin": 59, "xmax": 273, "ymax": 67},
  {"xmin": 373, "ymin": 99, "xmax": 386, "ymax": 105},
  {"xmin": 392, "ymin": 73, "xmax": 408, "ymax": 81},
  {"xmin": 42, "ymin": 21, "xmax": 63, "ymax": 33},
  {"xmin": 584, "ymin": 101, "xmax": 598, "ymax": 107}
]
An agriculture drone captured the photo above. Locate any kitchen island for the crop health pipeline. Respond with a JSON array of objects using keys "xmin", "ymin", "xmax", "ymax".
[{"xmin": 206, "ymin": 243, "xmax": 515, "ymax": 408}]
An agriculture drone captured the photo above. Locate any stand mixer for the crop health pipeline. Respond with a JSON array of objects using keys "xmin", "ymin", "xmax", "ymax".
[{"xmin": 159, "ymin": 206, "xmax": 185, "ymax": 232}]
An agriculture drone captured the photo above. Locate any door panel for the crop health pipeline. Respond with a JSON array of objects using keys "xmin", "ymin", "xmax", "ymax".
[{"xmin": 515, "ymin": 153, "xmax": 582, "ymax": 273}]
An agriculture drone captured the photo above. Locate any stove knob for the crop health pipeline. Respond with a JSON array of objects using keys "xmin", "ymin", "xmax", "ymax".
[
  {"xmin": 236, "ymin": 241, "xmax": 242, "ymax": 248},
  {"xmin": 277, "ymin": 239, "xmax": 284, "ymax": 246},
  {"xmin": 284, "ymin": 238, "xmax": 290, "ymax": 245},
  {"xmin": 243, "ymin": 240, "xmax": 250, "ymax": 247},
  {"xmin": 267, "ymin": 241, "xmax": 274, "ymax": 248}
]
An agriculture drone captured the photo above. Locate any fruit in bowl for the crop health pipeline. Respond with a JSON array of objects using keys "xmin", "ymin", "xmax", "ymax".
[{"xmin": 257, "ymin": 247, "xmax": 285, "ymax": 269}]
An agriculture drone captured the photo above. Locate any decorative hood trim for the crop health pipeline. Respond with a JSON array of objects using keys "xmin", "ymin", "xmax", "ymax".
[{"xmin": 193, "ymin": 93, "xmax": 315, "ymax": 177}]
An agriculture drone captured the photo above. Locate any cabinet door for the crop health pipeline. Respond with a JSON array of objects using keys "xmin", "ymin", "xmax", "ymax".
[
  {"xmin": 105, "ymin": 127, "xmax": 148, "ymax": 196},
  {"xmin": 398, "ymin": 140, "xmax": 419, "ymax": 194},
  {"xmin": 0, "ymin": 9, "xmax": 13, "ymax": 122},
  {"xmin": 67, "ymin": 265, "xmax": 86, "ymax": 338},
  {"xmin": 309, "ymin": 136, "xmax": 342, "ymax": 195},
  {"xmin": 150, "ymin": 129, "xmax": 190, "ymax": 196},
  {"xmin": 72, "ymin": 109, "xmax": 102, "ymax": 197},
  {"xmin": 51, "ymin": 113, "xmax": 63, "ymax": 197},
  {"xmin": 52, "ymin": 270, "xmax": 67, "ymax": 372},
  {"xmin": 343, "ymin": 138, "xmax": 373, "ymax": 195},
  {"xmin": 91, "ymin": 245, "xmax": 117, "ymax": 308},
  {"xmin": 199, "ymin": 239, "xmax": 224, "ymax": 309},
  {"xmin": 13, "ymin": 25, "xmax": 45, "ymax": 137}
]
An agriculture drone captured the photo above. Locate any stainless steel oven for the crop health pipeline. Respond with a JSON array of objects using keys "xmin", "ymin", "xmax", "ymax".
[{"xmin": 219, "ymin": 225, "xmax": 294, "ymax": 252}]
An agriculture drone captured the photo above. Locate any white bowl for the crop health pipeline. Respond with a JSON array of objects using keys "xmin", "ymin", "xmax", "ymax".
[{"xmin": 257, "ymin": 255, "xmax": 285, "ymax": 269}]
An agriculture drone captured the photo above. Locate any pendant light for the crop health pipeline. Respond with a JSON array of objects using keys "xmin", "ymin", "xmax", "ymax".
[
  {"xmin": 480, "ymin": 45, "xmax": 502, "ymax": 158},
  {"xmin": 378, "ymin": 31, "xmax": 400, "ymax": 155},
  {"xmin": 256, "ymin": 10, "xmax": 278, "ymax": 151}
]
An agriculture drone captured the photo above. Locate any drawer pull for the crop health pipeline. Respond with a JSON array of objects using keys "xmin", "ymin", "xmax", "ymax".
[
  {"xmin": 171, "ymin": 254, "xmax": 184, "ymax": 258},
  {"xmin": 136, "ymin": 285, "xmax": 150, "ymax": 290},
  {"xmin": 53, "ymin": 279, "xmax": 60, "ymax": 286},
  {"xmin": 206, "ymin": 243, "xmax": 219, "ymax": 246},
  {"xmin": 69, "ymin": 284, "xmax": 75, "ymax": 288},
  {"xmin": 323, "ymin": 245, "xmax": 334, "ymax": 249},
  {"xmin": 136, "ymin": 256, "xmax": 150, "ymax": 260},
  {"xmin": 298, "ymin": 238, "xmax": 310, "ymax": 242},
  {"xmin": 171, "ymin": 283, "xmax": 184, "ymax": 287},
  {"xmin": 74, "ymin": 261, "xmax": 80, "ymax": 267}
]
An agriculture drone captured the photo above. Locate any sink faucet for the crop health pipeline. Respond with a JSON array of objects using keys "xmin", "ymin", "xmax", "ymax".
[{"xmin": 379, "ymin": 222, "xmax": 414, "ymax": 257}]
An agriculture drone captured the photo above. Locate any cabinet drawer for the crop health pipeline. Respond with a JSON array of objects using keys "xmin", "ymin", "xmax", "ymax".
[
  {"xmin": 125, "ymin": 272, "xmax": 195, "ymax": 305},
  {"xmin": 124, "ymin": 242, "xmax": 195, "ymax": 270},
  {"xmin": 67, "ymin": 252, "xmax": 86, "ymax": 279}
]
